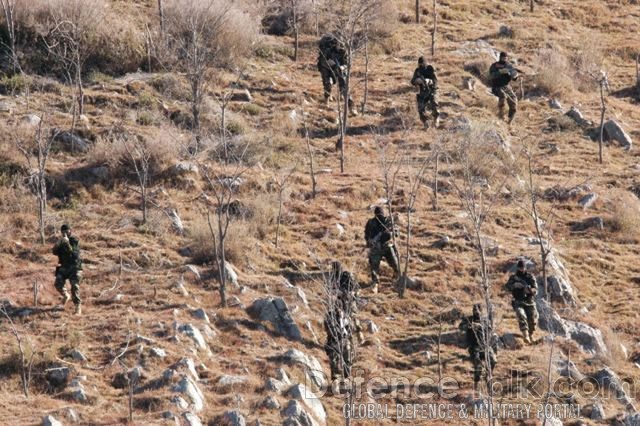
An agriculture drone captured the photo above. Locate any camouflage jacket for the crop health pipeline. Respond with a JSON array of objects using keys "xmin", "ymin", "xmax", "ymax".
[
  {"xmin": 506, "ymin": 271, "xmax": 537, "ymax": 304},
  {"xmin": 52, "ymin": 236, "xmax": 82, "ymax": 270},
  {"xmin": 489, "ymin": 61, "xmax": 516, "ymax": 88},
  {"xmin": 317, "ymin": 35, "xmax": 347, "ymax": 70},
  {"xmin": 459, "ymin": 315, "xmax": 498, "ymax": 356},
  {"xmin": 364, "ymin": 215, "xmax": 395, "ymax": 247},
  {"xmin": 411, "ymin": 65, "xmax": 438, "ymax": 95}
]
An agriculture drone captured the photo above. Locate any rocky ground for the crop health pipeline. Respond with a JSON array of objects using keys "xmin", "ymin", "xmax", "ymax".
[{"xmin": 1, "ymin": 1, "xmax": 640, "ymax": 425}]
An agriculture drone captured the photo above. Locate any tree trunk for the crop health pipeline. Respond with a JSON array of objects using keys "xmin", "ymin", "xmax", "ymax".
[
  {"xmin": 38, "ymin": 178, "xmax": 46, "ymax": 244},
  {"xmin": 218, "ymin": 218, "xmax": 227, "ymax": 307},
  {"xmin": 340, "ymin": 52, "xmax": 352, "ymax": 174},
  {"xmin": 431, "ymin": 0, "xmax": 437, "ymax": 57},
  {"xmin": 141, "ymin": 185, "xmax": 147, "ymax": 224},
  {"xmin": 304, "ymin": 130, "xmax": 317, "ymax": 198},
  {"xmin": 275, "ymin": 189, "xmax": 283, "ymax": 248},
  {"xmin": 361, "ymin": 30, "xmax": 369, "ymax": 115},
  {"xmin": 433, "ymin": 151, "xmax": 439, "ymax": 211},
  {"xmin": 636, "ymin": 55, "xmax": 639, "ymax": 100},
  {"xmin": 530, "ymin": 0, "xmax": 534, "ymax": 12},
  {"xmin": 76, "ymin": 60, "xmax": 84, "ymax": 116},
  {"xmin": 158, "ymin": 0, "xmax": 165, "ymax": 37},
  {"xmin": 598, "ymin": 81, "xmax": 605, "ymax": 164},
  {"xmin": 221, "ymin": 102, "xmax": 228, "ymax": 164},
  {"xmin": 415, "ymin": 0, "xmax": 420, "ymax": 23}
]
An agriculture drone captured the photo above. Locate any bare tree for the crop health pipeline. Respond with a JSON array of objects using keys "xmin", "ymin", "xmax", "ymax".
[
  {"xmin": 597, "ymin": 71, "xmax": 609, "ymax": 164},
  {"xmin": 288, "ymin": 0, "xmax": 308, "ymax": 62},
  {"xmin": 530, "ymin": 0, "xmax": 534, "ymax": 13},
  {"xmin": 636, "ymin": 54, "xmax": 639, "ymax": 99},
  {"xmin": 415, "ymin": 0, "xmax": 420, "ymax": 23},
  {"xmin": 120, "ymin": 137, "xmax": 152, "ymax": 225},
  {"xmin": 431, "ymin": 0, "xmax": 437, "ymax": 57},
  {"xmin": 15, "ymin": 117, "xmax": 57, "ymax": 244},
  {"xmin": 201, "ymin": 149, "xmax": 249, "ymax": 307},
  {"xmin": 165, "ymin": 0, "xmax": 231, "ymax": 133},
  {"xmin": 0, "ymin": 306, "xmax": 36, "ymax": 398},
  {"xmin": 42, "ymin": 0, "xmax": 105, "ymax": 130},
  {"xmin": 303, "ymin": 119, "xmax": 317, "ymax": 198},
  {"xmin": 360, "ymin": 23, "xmax": 370, "ymax": 114},
  {"xmin": 157, "ymin": 0, "xmax": 165, "ymax": 38},
  {"xmin": 274, "ymin": 164, "xmax": 297, "ymax": 248},
  {"xmin": 0, "ymin": 0, "xmax": 19, "ymax": 72}
]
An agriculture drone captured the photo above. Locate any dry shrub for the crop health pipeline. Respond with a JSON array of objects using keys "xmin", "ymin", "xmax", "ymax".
[
  {"xmin": 463, "ymin": 58, "xmax": 493, "ymax": 85},
  {"xmin": 608, "ymin": 192, "xmax": 640, "ymax": 236},
  {"xmin": 246, "ymin": 193, "xmax": 278, "ymax": 240},
  {"xmin": 533, "ymin": 48, "xmax": 573, "ymax": 96},
  {"xmin": 148, "ymin": 74, "xmax": 190, "ymax": 101},
  {"xmin": 599, "ymin": 325, "xmax": 629, "ymax": 366},
  {"xmin": 188, "ymin": 216, "xmax": 255, "ymax": 266},
  {"xmin": 571, "ymin": 33, "xmax": 605, "ymax": 92}
]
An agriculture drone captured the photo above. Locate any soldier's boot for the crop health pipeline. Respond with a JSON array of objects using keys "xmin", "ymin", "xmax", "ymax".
[
  {"xmin": 61, "ymin": 292, "xmax": 71, "ymax": 308},
  {"xmin": 498, "ymin": 100, "xmax": 505, "ymax": 120},
  {"xmin": 371, "ymin": 282, "xmax": 378, "ymax": 294},
  {"xmin": 348, "ymin": 99, "xmax": 358, "ymax": 117},
  {"xmin": 74, "ymin": 304, "xmax": 82, "ymax": 316},
  {"xmin": 522, "ymin": 330, "xmax": 531, "ymax": 344},
  {"xmin": 433, "ymin": 116, "xmax": 440, "ymax": 128}
]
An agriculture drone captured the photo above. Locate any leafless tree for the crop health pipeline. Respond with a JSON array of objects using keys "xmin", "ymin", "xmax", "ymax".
[
  {"xmin": 635, "ymin": 54, "xmax": 639, "ymax": 99},
  {"xmin": 120, "ymin": 137, "xmax": 152, "ymax": 225},
  {"xmin": 288, "ymin": 0, "xmax": 308, "ymax": 62},
  {"xmin": 33, "ymin": 281, "xmax": 41, "ymax": 307},
  {"xmin": 303, "ymin": 118, "xmax": 317, "ymax": 198},
  {"xmin": 164, "ymin": 0, "xmax": 231, "ymax": 133},
  {"xmin": 274, "ymin": 164, "xmax": 297, "ymax": 248},
  {"xmin": 597, "ymin": 71, "xmax": 609, "ymax": 164},
  {"xmin": 201, "ymin": 148, "xmax": 249, "ymax": 307},
  {"xmin": 42, "ymin": 0, "xmax": 105, "ymax": 130},
  {"xmin": 360, "ymin": 23, "xmax": 370, "ymax": 114},
  {"xmin": 0, "ymin": 306, "xmax": 36, "ymax": 398},
  {"xmin": 157, "ymin": 0, "xmax": 165, "ymax": 38},
  {"xmin": 15, "ymin": 117, "xmax": 57, "ymax": 244},
  {"xmin": 415, "ymin": 0, "xmax": 420, "ymax": 23},
  {"xmin": 431, "ymin": 0, "xmax": 437, "ymax": 57},
  {"xmin": 530, "ymin": 0, "xmax": 534, "ymax": 13},
  {"xmin": 0, "ymin": 0, "xmax": 20, "ymax": 72}
]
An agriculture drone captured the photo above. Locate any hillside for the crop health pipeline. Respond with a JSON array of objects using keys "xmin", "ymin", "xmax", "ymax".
[{"xmin": 0, "ymin": 1, "xmax": 640, "ymax": 425}]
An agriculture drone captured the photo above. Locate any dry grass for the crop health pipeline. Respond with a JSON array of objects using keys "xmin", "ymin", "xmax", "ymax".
[
  {"xmin": 533, "ymin": 47, "xmax": 574, "ymax": 96},
  {"xmin": 608, "ymin": 193, "xmax": 640, "ymax": 236}
]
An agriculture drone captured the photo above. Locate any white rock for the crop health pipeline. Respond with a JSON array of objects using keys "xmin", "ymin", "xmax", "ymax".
[
  {"xmin": 281, "ymin": 399, "xmax": 318, "ymax": 426},
  {"xmin": 549, "ymin": 99, "xmax": 563, "ymax": 110},
  {"xmin": 22, "ymin": 114, "xmax": 42, "ymax": 127},
  {"xmin": 184, "ymin": 265, "xmax": 201, "ymax": 281},
  {"xmin": 287, "ymin": 384, "xmax": 326, "ymax": 424},
  {"xmin": 168, "ymin": 209, "xmax": 184, "ymax": 235},
  {"xmin": 42, "ymin": 415, "xmax": 62, "ymax": 426},
  {"xmin": 281, "ymin": 349, "xmax": 325, "ymax": 390},
  {"xmin": 263, "ymin": 395, "xmax": 280, "ymax": 409},
  {"xmin": 221, "ymin": 410, "xmax": 246, "ymax": 426},
  {"xmin": 224, "ymin": 262, "xmax": 239, "ymax": 287},
  {"xmin": 178, "ymin": 324, "xmax": 208, "ymax": 350},
  {"xmin": 172, "ymin": 375, "xmax": 205, "ymax": 412},
  {"xmin": 174, "ymin": 357, "xmax": 200, "ymax": 381},
  {"xmin": 578, "ymin": 193, "xmax": 598, "ymax": 209},
  {"xmin": 69, "ymin": 349, "xmax": 87, "ymax": 362},
  {"xmin": 217, "ymin": 375, "xmax": 248, "ymax": 387},
  {"xmin": 171, "ymin": 395, "xmax": 189, "ymax": 409},
  {"xmin": 603, "ymin": 120, "xmax": 633, "ymax": 149},
  {"xmin": 182, "ymin": 412, "xmax": 203, "ymax": 426},
  {"xmin": 150, "ymin": 347, "xmax": 167, "ymax": 358}
]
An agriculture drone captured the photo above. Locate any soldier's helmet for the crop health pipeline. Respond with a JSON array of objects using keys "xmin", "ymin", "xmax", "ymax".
[
  {"xmin": 499, "ymin": 51, "xmax": 508, "ymax": 61},
  {"xmin": 374, "ymin": 206, "xmax": 384, "ymax": 216},
  {"xmin": 418, "ymin": 56, "xmax": 425, "ymax": 65},
  {"xmin": 517, "ymin": 259, "xmax": 525, "ymax": 270},
  {"xmin": 61, "ymin": 224, "xmax": 70, "ymax": 232},
  {"xmin": 472, "ymin": 304, "xmax": 482, "ymax": 321}
]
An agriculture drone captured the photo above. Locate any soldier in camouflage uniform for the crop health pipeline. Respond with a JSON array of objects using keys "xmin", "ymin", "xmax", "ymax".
[
  {"xmin": 411, "ymin": 57, "xmax": 440, "ymax": 128},
  {"xmin": 52, "ymin": 224, "xmax": 83, "ymax": 315},
  {"xmin": 317, "ymin": 34, "xmax": 357, "ymax": 115},
  {"xmin": 364, "ymin": 206, "xmax": 400, "ymax": 294},
  {"xmin": 489, "ymin": 52, "xmax": 519, "ymax": 124},
  {"xmin": 459, "ymin": 304, "xmax": 498, "ymax": 393},
  {"xmin": 505, "ymin": 259, "xmax": 538, "ymax": 344},
  {"xmin": 331, "ymin": 261, "xmax": 364, "ymax": 345}
]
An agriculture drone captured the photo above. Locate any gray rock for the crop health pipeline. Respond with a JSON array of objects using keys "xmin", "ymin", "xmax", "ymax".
[
  {"xmin": 150, "ymin": 347, "xmax": 167, "ymax": 358},
  {"xmin": 541, "ymin": 249, "xmax": 578, "ymax": 306},
  {"xmin": 172, "ymin": 375, "xmax": 205, "ymax": 412},
  {"xmin": 167, "ymin": 209, "xmax": 184, "ymax": 235},
  {"xmin": 624, "ymin": 413, "xmax": 640, "ymax": 426},
  {"xmin": 500, "ymin": 333, "xmax": 520, "ymax": 350},
  {"xmin": 53, "ymin": 131, "xmax": 90, "ymax": 153},
  {"xmin": 593, "ymin": 367, "xmax": 637, "ymax": 412},
  {"xmin": 498, "ymin": 25, "xmax": 514, "ymax": 37},
  {"xmin": 578, "ymin": 193, "xmax": 598, "ymax": 209},
  {"xmin": 173, "ymin": 278, "xmax": 189, "ymax": 296},
  {"xmin": 281, "ymin": 399, "xmax": 317, "ymax": 426},
  {"xmin": 0, "ymin": 101, "xmax": 14, "ymax": 113},
  {"xmin": 22, "ymin": 114, "xmax": 42, "ymax": 126},
  {"xmin": 265, "ymin": 377, "xmax": 288, "ymax": 393},
  {"xmin": 364, "ymin": 319, "xmax": 379, "ymax": 334},
  {"xmin": 178, "ymin": 324, "xmax": 208, "ymax": 350},
  {"xmin": 247, "ymin": 297, "xmax": 302, "ymax": 341},
  {"xmin": 221, "ymin": 410, "xmax": 246, "ymax": 426},
  {"xmin": 70, "ymin": 383, "xmax": 88, "ymax": 403},
  {"xmin": 294, "ymin": 287, "xmax": 308, "ymax": 308},
  {"xmin": 565, "ymin": 107, "xmax": 592, "ymax": 127},
  {"xmin": 162, "ymin": 411, "xmax": 176, "ymax": 420},
  {"xmin": 173, "ymin": 357, "xmax": 200, "ymax": 382},
  {"xmin": 183, "ymin": 264, "xmax": 201, "ymax": 281},
  {"xmin": 231, "ymin": 89, "xmax": 253, "ymax": 103},
  {"xmin": 202, "ymin": 324, "xmax": 217, "ymax": 339},
  {"xmin": 555, "ymin": 358, "xmax": 585, "ymax": 382},
  {"xmin": 228, "ymin": 296, "xmax": 245, "ymax": 308},
  {"xmin": 217, "ymin": 374, "xmax": 248, "ymax": 388},
  {"xmin": 589, "ymin": 401, "xmax": 606, "ymax": 420},
  {"xmin": 69, "ymin": 349, "xmax": 87, "ymax": 362},
  {"xmin": 171, "ymin": 395, "xmax": 189, "ymax": 409},
  {"xmin": 173, "ymin": 162, "xmax": 199, "ymax": 175},
  {"xmin": 42, "ymin": 415, "xmax": 62, "ymax": 426},
  {"xmin": 571, "ymin": 216, "xmax": 604, "ymax": 232},
  {"xmin": 335, "ymin": 223, "xmax": 345, "ymax": 237},
  {"xmin": 549, "ymin": 99, "xmax": 563, "ymax": 110},
  {"xmin": 287, "ymin": 384, "xmax": 326, "ymax": 424},
  {"xmin": 182, "ymin": 412, "xmax": 203, "ymax": 426},
  {"xmin": 566, "ymin": 320, "xmax": 608, "ymax": 355},
  {"xmin": 275, "ymin": 368, "xmax": 290, "ymax": 383},
  {"xmin": 263, "ymin": 395, "xmax": 280, "ymax": 409},
  {"xmin": 281, "ymin": 349, "xmax": 326, "ymax": 390},
  {"xmin": 224, "ymin": 261, "xmax": 239, "ymax": 287},
  {"xmin": 191, "ymin": 308, "xmax": 210, "ymax": 323},
  {"xmin": 66, "ymin": 408, "xmax": 79, "ymax": 423},
  {"xmin": 46, "ymin": 366, "xmax": 71, "ymax": 388},
  {"xmin": 432, "ymin": 236, "xmax": 450, "ymax": 248},
  {"xmin": 604, "ymin": 120, "xmax": 633, "ymax": 149}
]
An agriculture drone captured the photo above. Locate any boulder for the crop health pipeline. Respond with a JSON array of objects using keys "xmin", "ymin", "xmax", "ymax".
[
  {"xmin": 182, "ymin": 412, "xmax": 203, "ymax": 426},
  {"xmin": 172, "ymin": 162, "xmax": 199, "ymax": 175},
  {"xmin": 0, "ymin": 101, "xmax": 14, "ymax": 113},
  {"xmin": 589, "ymin": 401, "xmax": 606, "ymax": 420},
  {"xmin": 549, "ymin": 99, "xmax": 563, "ymax": 110},
  {"xmin": 173, "ymin": 357, "xmax": 200, "ymax": 381},
  {"xmin": 431, "ymin": 236, "xmax": 450, "ymax": 248},
  {"xmin": 191, "ymin": 308, "xmax": 210, "ymax": 323},
  {"xmin": 217, "ymin": 375, "xmax": 248, "ymax": 389},
  {"xmin": 568, "ymin": 322, "xmax": 608, "ymax": 355},
  {"xmin": 571, "ymin": 216, "xmax": 604, "ymax": 232},
  {"xmin": 171, "ymin": 395, "xmax": 189, "ymax": 409},
  {"xmin": 247, "ymin": 297, "xmax": 302, "ymax": 341},
  {"xmin": 45, "ymin": 366, "xmax": 72, "ymax": 389},
  {"xmin": 281, "ymin": 399, "xmax": 318, "ymax": 426},
  {"xmin": 183, "ymin": 264, "xmax": 201, "ymax": 281},
  {"xmin": 565, "ymin": 107, "xmax": 592, "ymax": 127},
  {"xmin": 603, "ymin": 120, "xmax": 633, "ymax": 149},
  {"xmin": 70, "ymin": 380, "xmax": 88, "ymax": 403},
  {"xmin": 231, "ymin": 89, "xmax": 253, "ymax": 103},
  {"xmin": 624, "ymin": 414, "xmax": 640, "ymax": 426},
  {"xmin": 555, "ymin": 358, "xmax": 585, "ymax": 382},
  {"xmin": 593, "ymin": 367, "xmax": 637, "ymax": 412},
  {"xmin": 22, "ymin": 114, "xmax": 42, "ymax": 127},
  {"xmin": 287, "ymin": 384, "xmax": 327, "ymax": 424},
  {"xmin": 178, "ymin": 324, "xmax": 208, "ymax": 350},
  {"xmin": 219, "ymin": 410, "xmax": 246, "ymax": 426},
  {"xmin": 578, "ymin": 193, "xmax": 598, "ymax": 209},
  {"xmin": 265, "ymin": 377, "xmax": 288, "ymax": 394},
  {"xmin": 281, "ymin": 349, "xmax": 326, "ymax": 390},
  {"xmin": 541, "ymin": 249, "xmax": 578, "ymax": 306},
  {"xmin": 172, "ymin": 375, "xmax": 205, "ymax": 412},
  {"xmin": 500, "ymin": 333, "xmax": 520, "ymax": 350},
  {"xmin": 167, "ymin": 209, "xmax": 184, "ymax": 235},
  {"xmin": 42, "ymin": 415, "xmax": 62, "ymax": 426},
  {"xmin": 263, "ymin": 395, "xmax": 280, "ymax": 409},
  {"xmin": 224, "ymin": 261, "xmax": 239, "ymax": 288},
  {"xmin": 52, "ymin": 131, "xmax": 90, "ymax": 153},
  {"xmin": 69, "ymin": 349, "xmax": 87, "ymax": 362}
]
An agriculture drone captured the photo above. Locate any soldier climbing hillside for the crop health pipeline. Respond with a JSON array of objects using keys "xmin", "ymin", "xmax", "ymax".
[
  {"xmin": 489, "ymin": 51, "xmax": 519, "ymax": 124},
  {"xmin": 364, "ymin": 206, "xmax": 400, "ymax": 294},
  {"xmin": 505, "ymin": 259, "xmax": 538, "ymax": 344},
  {"xmin": 317, "ymin": 34, "xmax": 358, "ymax": 116},
  {"xmin": 411, "ymin": 56, "xmax": 440, "ymax": 129},
  {"xmin": 52, "ymin": 224, "xmax": 83, "ymax": 315}
]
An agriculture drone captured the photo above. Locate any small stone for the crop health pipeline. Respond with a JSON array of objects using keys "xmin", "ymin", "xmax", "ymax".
[
  {"xmin": 69, "ymin": 349, "xmax": 87, "ymax": 362},
  {"xmin": 66, "ymin": 408, "xmax": 79, "ymax": 423},
  {"xmin": 22, "ymin": 114, "xmax": 42, "ymax": 126},
  {"xmin": 191, "ymin": 308, "xmax": 210, "ymax": 323},
  {"xmin": 230, "ymin": 89, "xmax": 252, "ymax": 103},
  {"xmin": 263, "ymin": 395, "xmax": 280, "ymax": 409},
  {"xmin": 578, "ymin": 193, "xmax": 598, "ymax": 209},
  {"xmin": 565, "ymin": 106, "xmax": 592, "ymax": 127},
  {"xmin": 171, "ymin": 395, "xmax": 189, "ymax": 409},
  {"xmin": 549, "ymin": 99, "xmax": 563, "ymax": 110},
  {"xmin": 167, "ymin": 209, "xmax": 184, "ymax": 235},
  {"xmin": 182, "ymin": 412, "xmax": 203, "ymax": 426},
  {"xmin": 172, "ymin": 375, "xmax": 205, "ymax": 412},
  {"xmin": 42, "ymin": 415, "xmax": 62, "ymax": 426},
  {"xmin": 217, "ymin": 374, "xmax": 248, "ymax": 388},
  {"xmin": 178, "ymin": 324, "xmax": 208, "ymax": 350},
  {"xmin": 432, "ymin": 236, "xmax": 450, "ymax": 248},
  {"xmin": 150, "ymin": 347, "xmax": 167, "ymax": 358},
  {"xmin": 365, "ymin": 320, "xmax": 379, "ymax": 334}
]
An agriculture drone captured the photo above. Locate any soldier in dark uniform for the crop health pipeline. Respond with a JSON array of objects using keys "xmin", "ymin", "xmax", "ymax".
[
  {"xmin": 459, "ymin": 304, "xmax": 498, "ymax": 393},
  {"xmin": 489, "ymin": 51, "xmax": 519, "ymax": 124},
  {"xmin": 411, "ymin": 57, "xmax": 440, "ymax": 128},
  {"xmin": 364, "ymin": 206, "xmax": 400, "ymax": 294},
  {"xmin": 330, "ymin": 261, "xmax": 364, "ymax": 345},
  {"xmin": 317, "ymin": 34, "xmax": 357, "ymax": 115},
  {"xmin": 505, "ymin": 259, "xmax": 538, "ymax": 344},
  {"xmin": 52, "ymin": 224, "xmax": 83, "ymax": 315}
]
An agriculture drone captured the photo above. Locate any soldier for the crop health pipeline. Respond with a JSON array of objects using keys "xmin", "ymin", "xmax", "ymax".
[
  {"xmin": 317, "ymin": 34, "xmax": 357, "ymax": 115},
  {"xmin": 459, "ymin": 304, "xmax": 498, "ymax": 394},
  {"xmin": 52, "ymin": 224, "xmax": 83, "ymax": 315},
  {"xmin": 364, "ymin": 206, "xmax": 400, "ymax": 294},
  {"xmin": 330, "ymin": 261, "xmax": 364, "ymax": 345},
  {"xmin": 324, "ymin": 263, "xmax": 354, "ymax": 381},
  {"xmin": 411, "ymin": 56, "xmax": 440, "ymax": 128},
  {"xmin": 489, "ymin": 51, "xmax": 519, "ymax": 124},
  {"xmin": 505, "ymin": 259, "xmax": 539, "ymax": 344}
]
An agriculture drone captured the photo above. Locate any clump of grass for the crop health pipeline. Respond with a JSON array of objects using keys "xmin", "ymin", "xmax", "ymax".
[{"xmin": 533, "ymin": 47, "xmax": 574, "ymax": 96}]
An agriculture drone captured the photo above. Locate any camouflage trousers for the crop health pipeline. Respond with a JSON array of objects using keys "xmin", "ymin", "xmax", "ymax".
[
  {"xmin": 416, "ymin": 91, "xmax": 440, "ymax": 124},
  {"xmin": 471, "ymin": 348, "xmax": 497, "ymax": 385},
  {"xmin": 368, "ymin": 243, "xmax": 400, "ymax": 284},
  {"xmin": 55, "ymin": 267, "xmax": 82, "ymax": 305},
  {"xmin": 512, "ymin": 300, "xmax": 538, "ymax": 336},
  {"xmin": 325, "ymin": 337, "xmax": 352, "ymax": 380},
  {"xmin": 319, "ymin": 65, "xmax": 353, "ymax": 108},
  {"xmin": 492, "ymin": 85, "xmax": 517, "ymax": 121}
]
